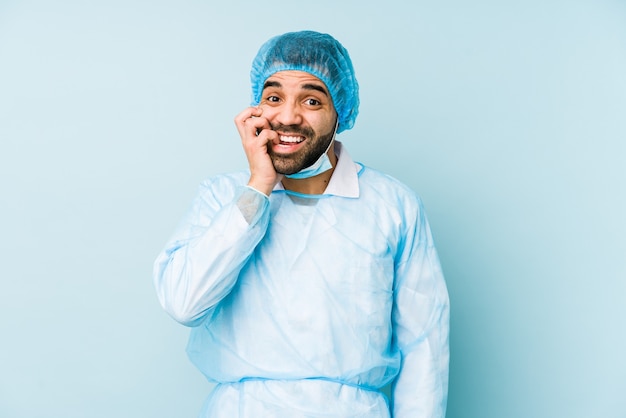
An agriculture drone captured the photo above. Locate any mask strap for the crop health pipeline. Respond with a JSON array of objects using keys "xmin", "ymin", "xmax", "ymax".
[{"xmin": 323, "ymin": 117, "xmax": 340, "ymax": 157}]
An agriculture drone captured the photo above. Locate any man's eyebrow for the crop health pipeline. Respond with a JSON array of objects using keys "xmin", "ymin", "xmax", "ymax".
[
  {"xmin": 262, "ymin": 80, "xmax": 329, "ymax": 97},
  {"xmin": 263, "ymin": 80, "xmax": 281, "ymax": 90},
  {"xmin": 302, "ymin": 83, "xmax": 329, "ymax": 96}
]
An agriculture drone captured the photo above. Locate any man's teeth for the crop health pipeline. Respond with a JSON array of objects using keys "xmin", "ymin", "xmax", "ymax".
[{"xmin": 279, "ymin": 135, "xmax": 304, "ymax": 144}]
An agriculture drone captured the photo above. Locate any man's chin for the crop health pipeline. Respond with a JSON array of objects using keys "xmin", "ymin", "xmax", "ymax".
[
  {"xmin": 270, "ymin": 156, "xmax": 304, "ymax": 176},
  {"xmin": 273, "ymin": 166, "xmax": 302, "ymax": 176}
]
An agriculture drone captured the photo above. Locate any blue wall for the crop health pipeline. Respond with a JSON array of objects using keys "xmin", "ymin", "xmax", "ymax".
[{"xmin": 1, "ymin": 1, "xmax": 624, "ymax": 417}]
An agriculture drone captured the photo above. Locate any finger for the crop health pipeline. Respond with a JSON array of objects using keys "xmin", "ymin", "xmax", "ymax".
[
  {"xmin": 235, "ymin": 108, "xmax": 271, "ymax": 138},
  {"xmin": 256, "ymin": 127, "xmax": 279, "ymax": 146},
  {"xmin": 234, "ymin": 107, "xmax": 266, "ymax": 131},
  {"xmin": 234, "ymin": 106, "xmax": 261, "ymax": 124}
]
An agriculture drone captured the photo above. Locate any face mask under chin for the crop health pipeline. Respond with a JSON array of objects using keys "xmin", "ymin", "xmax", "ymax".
[{"xmin": 284, "ymin": 119, "xmax": 338, "ymax": 179}]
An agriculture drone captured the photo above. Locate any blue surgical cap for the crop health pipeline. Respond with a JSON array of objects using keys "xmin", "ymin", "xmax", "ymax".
[{"xmin": 250, "ymin": 31, "xmax": 359, "ymax": 134}]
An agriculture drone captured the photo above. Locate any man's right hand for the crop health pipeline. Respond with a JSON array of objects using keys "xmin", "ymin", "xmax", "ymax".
[{"xmin": 234, "ymin": 107, "xmax": 283, "ymax": 196}]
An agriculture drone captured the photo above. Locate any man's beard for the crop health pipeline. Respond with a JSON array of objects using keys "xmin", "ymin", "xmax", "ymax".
[{"xmin": 268, "ymin": 123, "xmax": 335, "ymax": 175}]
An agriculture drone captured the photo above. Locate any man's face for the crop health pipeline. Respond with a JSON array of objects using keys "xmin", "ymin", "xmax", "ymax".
[{"xmin": 258, "ymin": 70, "xmax": 337, "ymax": 175}]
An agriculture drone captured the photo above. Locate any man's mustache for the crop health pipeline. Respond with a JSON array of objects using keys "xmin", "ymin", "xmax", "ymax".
[{"xmin": 270, "ymin": 124, "xmax": 315, "ymax": 138}]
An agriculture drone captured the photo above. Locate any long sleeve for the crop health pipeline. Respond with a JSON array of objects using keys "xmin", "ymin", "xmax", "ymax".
[
  {"xmin": 153, "ymin": 178, "xmax": 270, "ymax": 327},
  {"xmin": 391, "ymin": 198, "xmax": 450, "ymax": 418}
]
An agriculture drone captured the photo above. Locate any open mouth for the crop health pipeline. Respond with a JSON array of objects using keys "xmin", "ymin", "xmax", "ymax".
[{"xmin": 278, "ymin": 134, "xmax": 305, "ymax": 145}]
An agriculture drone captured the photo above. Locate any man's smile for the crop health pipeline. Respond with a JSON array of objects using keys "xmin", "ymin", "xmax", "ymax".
[{"xmin": 278, "ymin": 134, "xmax": 306, "ymax": 144}]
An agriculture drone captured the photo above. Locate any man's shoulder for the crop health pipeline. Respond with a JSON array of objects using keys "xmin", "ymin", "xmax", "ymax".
[
  {"xmin": 356, "ymin": 165, "xmax": 427, "ymax": 228},
  {"xmin": 195, "ymin": 171, "xmax": 251, "ymax": 202},
  {"xmin": 358, "ymin": 164, "xmax": 421, "ymax": 200}
]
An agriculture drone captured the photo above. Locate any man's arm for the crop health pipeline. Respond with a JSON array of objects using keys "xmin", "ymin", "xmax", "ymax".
[
  {"xmin": 391, "ymin": 198, "xmax": 450, "ymax": 417},
  {"xmin": 154, "ymin": 106, "xmax": 282, "ymax": 327},
  {"xmin": 153, "ymin": 181, "xmax": 270, "ymax": 327}
]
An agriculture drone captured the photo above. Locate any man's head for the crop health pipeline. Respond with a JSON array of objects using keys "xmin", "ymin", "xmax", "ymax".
[
  {"xmin": 250, "ymin": 31, "xmax": 359, "ymax": 134},
  {"xmin": 257, "ymin": 70, "xmax": 337, "ymax": 176}
]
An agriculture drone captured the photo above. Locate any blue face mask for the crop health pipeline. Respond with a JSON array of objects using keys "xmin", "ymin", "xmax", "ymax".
[{"xmin": 285, "ymin": 121, "xmax": 337, "ymax": 180}]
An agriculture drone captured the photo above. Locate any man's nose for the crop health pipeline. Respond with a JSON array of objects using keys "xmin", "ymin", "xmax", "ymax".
[{"xmin": 275, "ymin": 102, "xmax": 303, "ymax": 126}]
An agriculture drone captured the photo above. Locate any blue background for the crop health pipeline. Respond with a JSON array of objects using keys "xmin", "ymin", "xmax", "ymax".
[{"xmin": 1, "ymin": 1, "xmax": 625, "ymax": 417}]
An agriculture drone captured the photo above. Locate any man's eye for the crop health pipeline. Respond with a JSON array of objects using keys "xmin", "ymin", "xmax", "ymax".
[
  {"xmin": 305, "ymin": 99, "xmax": 321, "ymax": 106},
  {"xmin": 266, "ymin": 96, "xmax": 280, "ymax": 102}
]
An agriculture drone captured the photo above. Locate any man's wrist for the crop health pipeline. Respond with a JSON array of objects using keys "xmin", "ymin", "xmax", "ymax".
[
  {"xmin": 247, "ymin": 177, "xmax": 278, "ymax": 197},
  {"xmin": 245, "ymin": 184, "xmax": 271, "ymax": 197}
]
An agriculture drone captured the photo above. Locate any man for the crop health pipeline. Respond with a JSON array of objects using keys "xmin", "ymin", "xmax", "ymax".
[{"xmin": 154, "ymin": 30, "xmax": 449, "ymax": 417}]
